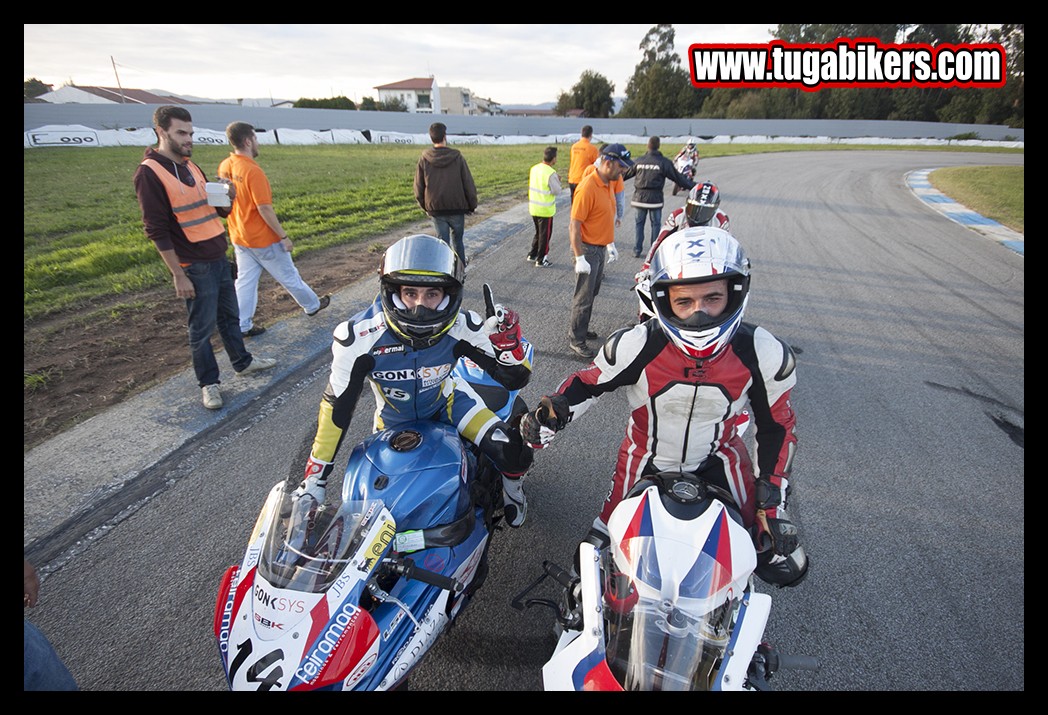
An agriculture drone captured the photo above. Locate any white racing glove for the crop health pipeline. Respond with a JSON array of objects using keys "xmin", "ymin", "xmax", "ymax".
[
  {"xmin": 574, "ymin": 254, "xmax": 591, "ymax": 275},
  {"xmin": 606, "ymin": 243, "xmax": 619, "ymax": 264},
  {"xmin": 292, "ymin": 455, "xmax": 331, "ymax": 504}
]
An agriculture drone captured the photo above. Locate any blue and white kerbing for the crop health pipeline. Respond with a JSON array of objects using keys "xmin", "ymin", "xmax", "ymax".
[{"xmin": 907, "ymin": 168, "xmax": 1023, "ymax": 257}]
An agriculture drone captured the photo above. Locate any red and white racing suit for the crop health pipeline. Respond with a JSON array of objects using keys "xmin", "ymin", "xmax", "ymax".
[
  {"xmin": 553, "ymin": 319, "xmax": 797, "ymax": 533},
  {"xmin": 648, "ymin": 206, "xmax": 731, "ymax": 262}
]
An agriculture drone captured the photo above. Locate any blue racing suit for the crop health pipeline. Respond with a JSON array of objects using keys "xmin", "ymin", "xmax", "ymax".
[{"xmin": 308, "ymin": 297, "xmax": 534, "ymax": 479}]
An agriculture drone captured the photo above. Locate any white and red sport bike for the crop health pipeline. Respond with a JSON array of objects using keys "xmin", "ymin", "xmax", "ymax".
[{"xmin": 514, "ymin": 467, "xmax": 818, "ymax": 691}]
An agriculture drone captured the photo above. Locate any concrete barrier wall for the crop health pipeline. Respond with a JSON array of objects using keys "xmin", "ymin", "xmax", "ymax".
[{"xmin": 24, "ymin": 102, "xmax": 1024, "ymax": 146}]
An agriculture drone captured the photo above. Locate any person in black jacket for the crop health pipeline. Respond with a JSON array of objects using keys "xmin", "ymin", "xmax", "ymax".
[{"xmin": 628, "ymin": 136, "xmax": 696, "ymax": 258}]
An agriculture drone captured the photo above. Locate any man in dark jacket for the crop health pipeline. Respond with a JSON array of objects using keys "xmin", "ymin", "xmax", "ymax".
[
  {"xmin": 414, "ymin": 122, "xmax": 478, "ymax": 266},
  {"xmin": 628, "ymin": 136, "xmax": 696, "ymax": 258}
]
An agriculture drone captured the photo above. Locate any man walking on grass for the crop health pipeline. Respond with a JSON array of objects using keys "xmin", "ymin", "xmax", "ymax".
[
  {"xmin": 414, "ymin": 122, "xmax": 478, "ymax": 267},
  {"xmin": 219, "ymin": 121, "xmax": 330, "ymax": 338}
]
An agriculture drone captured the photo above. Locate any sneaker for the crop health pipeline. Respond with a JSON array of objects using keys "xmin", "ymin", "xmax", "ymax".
[
  {"xmin": 236, "ymin": 356, "xmax": 277, "ymax": 376},
  {"xmin": 525, "ymin": 253, "xmax": 536, "ymax": 262},
  {"xmin": 535, "ymin": 258, "xmax": 552, "ymax": 267},
  {"xmin": 633, "ymin": 252, "xmax": 643, "ymax": 259},
  {"xmin": 242, "ymin": 325, "xmax": 266, "ymax": 338},
  {"xmin": 502, "ymin": 475, "xmax": 527, "ymax": 528},
  {"xmin": 569, "ymin": 343, "xmax": 597, "ymax": 360},
  {"xmin": 202, "ymin": 384, "xmax": 223, "ymax": 410},
  {"xmin": 585, "ymin": 330, "xmax": 598, "ymax": 340},
  {"xmin": 306, "ymin": 295, "xmax": 331, "ymax": 317}
]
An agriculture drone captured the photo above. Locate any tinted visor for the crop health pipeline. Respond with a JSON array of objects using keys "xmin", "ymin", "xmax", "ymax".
[{"xmin": 382, "ymin": 235, "xmax": 464, "ymax": 288}]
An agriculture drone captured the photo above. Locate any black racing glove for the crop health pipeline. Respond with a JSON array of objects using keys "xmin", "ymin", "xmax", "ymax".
[
  {"xmin": 520, "ymin": 394, "xmax": 570, "ymax": 449},
  {"xmin": 755, "ymin": 476, "xmax": 799, "ymax": 556}
]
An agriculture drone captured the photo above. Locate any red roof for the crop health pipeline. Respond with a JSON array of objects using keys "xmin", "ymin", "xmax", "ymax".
[
  {"xmin": 68, "ymin": 86, "xmax": 198, "ymax": 104},
  {"xmin": 374, "ymin": 78, "xmax": 434, "ymax": 90}
]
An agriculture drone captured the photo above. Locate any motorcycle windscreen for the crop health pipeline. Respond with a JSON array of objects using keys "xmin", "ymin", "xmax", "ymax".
[
  {"xmin": 603, "ymin": 539, "xmax": 735, "ymax": 691},
  {"xmin": 259, "ymin": 495, "xmax": 392, "ymax": 593}
]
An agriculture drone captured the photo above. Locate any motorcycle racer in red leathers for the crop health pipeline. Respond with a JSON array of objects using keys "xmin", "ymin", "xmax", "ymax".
[
  {"xmin": 521, "ymin": 227, "xmax": 808, "ymax": 587},
  {"xmin": 636, "ymin": 181, "xmax": 731, "ymax": 320}
]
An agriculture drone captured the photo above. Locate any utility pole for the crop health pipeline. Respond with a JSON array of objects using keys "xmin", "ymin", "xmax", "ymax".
[{"xmin": 111, "ymin": 56, "xmax": 126, "ymax": 103}]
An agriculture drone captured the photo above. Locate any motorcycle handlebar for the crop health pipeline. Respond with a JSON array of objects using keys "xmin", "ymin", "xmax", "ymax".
[
  {"xmin": 391, "ymin": 558, "xmax": 465, "ymax": 593},
  {"xmin": 543, "ymin": 560, "xmax": 576, "ymax": 589}
]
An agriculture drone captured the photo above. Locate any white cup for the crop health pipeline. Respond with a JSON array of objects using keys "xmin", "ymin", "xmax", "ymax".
[{"xmin": 205, "ymin": 181, "xmax": 231, "ymax": 207}]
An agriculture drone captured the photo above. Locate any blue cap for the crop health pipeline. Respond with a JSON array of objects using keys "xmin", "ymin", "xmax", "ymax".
[{"xmin": 600, "ymin": 143, "xmax": 634, "ymax": 169}]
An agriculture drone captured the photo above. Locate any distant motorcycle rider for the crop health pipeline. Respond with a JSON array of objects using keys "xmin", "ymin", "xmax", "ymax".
[
  {"xmin": 293, "ymin": 234, "xmax": 534, "ymax": 527},
  {"xmin": 673, "ymin": 138, "xmax": 700, "ymax": 168},
  {"xmin": 521, "ymin": 227, "xmax": 808, "ymax": 587},
  {"xmin": 635, "ymin": 181, "xmax": 731, "ymax": 320}
]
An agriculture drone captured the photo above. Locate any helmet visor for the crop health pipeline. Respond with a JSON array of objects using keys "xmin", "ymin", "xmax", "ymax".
[
  {"xmin": 382, "ymin": 235, "xmax": 464, "ymax": 288},
  {"xmin": 686, "ymin": 201, "xmax": 716, "ymax": 226}
]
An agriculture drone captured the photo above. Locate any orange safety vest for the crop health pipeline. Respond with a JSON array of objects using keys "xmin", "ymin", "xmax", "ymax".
[{"xmin": 140, "ymin": 158, "xmax": 225, "ymax": 243}]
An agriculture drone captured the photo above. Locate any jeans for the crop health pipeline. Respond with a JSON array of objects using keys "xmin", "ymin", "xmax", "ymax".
[
  {"xmin": 431, "ymin": 213, "xmax": 467, "ymax": 266},
  {"xmin": 184, "ymin": 259, "xmax": 253, "ymax": 386},
  {"xmin": 24, "ymin": 619, "xmax": 78, "ymax": 691},
  {"xmin": 634, "ymin": 206, "xmax": 663, "ymax": 256},
  {"xmin": 234, "ymin": 243, "xmax": 321, "ymax": 332},
  {"xmin": 569, "ymin": 242, "xmax": 607, "ymax": 347}
]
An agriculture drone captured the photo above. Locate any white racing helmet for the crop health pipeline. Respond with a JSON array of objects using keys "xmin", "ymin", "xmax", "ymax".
[
  {"xmin": 379, "ymin": 235, "xmax": 464, "ymax": 349},
  {"xmin": 648, "ymin": 226, "xmax": 750, "ymax": 360}
]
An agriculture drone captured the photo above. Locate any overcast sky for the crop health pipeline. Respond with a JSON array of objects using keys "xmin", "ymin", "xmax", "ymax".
[{"xmin": 24, "ymin": 24, "xmax": 778, "ymax": 106}]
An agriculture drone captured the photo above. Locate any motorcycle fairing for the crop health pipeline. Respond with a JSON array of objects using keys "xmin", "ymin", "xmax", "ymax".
[
  {"xmin": 542, "ymin": 542, "xmax": 624, "ymax": 691},
  {"xmin": 712, "ymin": 590, "xmax": 771, "ymax": 691},
  {"xmin": 598, "ymin": 486, "xmax": 758, "ymax": 689},
  {"xmin": 344, "ymin": 422, "xmax": 472, "ymax": 532},
  {"xmin": 608, "ymin": 487, "xmax": 755, "ymax": 611},
  {"xmin": 219, "ymin": 485, "xmax": 395, "ymax": 691}
]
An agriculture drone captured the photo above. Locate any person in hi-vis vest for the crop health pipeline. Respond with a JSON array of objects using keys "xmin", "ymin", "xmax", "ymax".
[
  {"xmin": 527, "ymin": 146, "xmax": 563, "ymax": 268},
  {"xmin": 133, "ymin": 106, "xmax": 277, "ymax": 411}
]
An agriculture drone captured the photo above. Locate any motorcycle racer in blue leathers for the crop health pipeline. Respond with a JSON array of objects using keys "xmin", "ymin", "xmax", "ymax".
[{"xmin": 293, "ymin": 234, "xmax": 534, "ymax": 526}]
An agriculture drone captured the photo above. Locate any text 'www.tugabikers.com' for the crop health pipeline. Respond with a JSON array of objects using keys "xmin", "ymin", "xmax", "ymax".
[{"xmin": 688, "ymin": 39, "xmax": 1007, "ymax": 91}]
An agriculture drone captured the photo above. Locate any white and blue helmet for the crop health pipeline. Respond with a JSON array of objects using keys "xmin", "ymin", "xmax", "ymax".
[{"xmin": 648, "ymin": 226, "xmax": 750, "ymax": 360}]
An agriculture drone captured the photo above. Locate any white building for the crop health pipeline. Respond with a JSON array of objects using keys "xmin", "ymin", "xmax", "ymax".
[
  {"xmin": 374, "ymin": 77, "xmax": 439, "ymax": 114},
  {"xmin": 438, "ymin": 85, "xmax": 503, "ymax": 116}
]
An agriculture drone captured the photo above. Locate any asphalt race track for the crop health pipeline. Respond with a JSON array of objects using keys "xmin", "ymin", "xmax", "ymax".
[{"xmin": 24, "ymin": 149, "xmax": 1024, "ymax": 692}]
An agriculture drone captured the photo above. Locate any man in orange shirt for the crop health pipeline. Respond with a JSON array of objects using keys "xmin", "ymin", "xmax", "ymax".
[
  {"xmin": 567, "ymin": 125, "xmax": 599, "ymax": 204},
  {"xmin": 567, "ymin": 143, "xmax": 634, "ymax": 359},
  {"xmin": 218, "ymin": 122, "xmax": 329, "ymax": 338}
]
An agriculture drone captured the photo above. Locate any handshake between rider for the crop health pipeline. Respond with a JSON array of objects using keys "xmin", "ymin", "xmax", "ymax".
[{"xmin": 520, "ymin": 393, "xmax": 571, "ymax": 450}]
